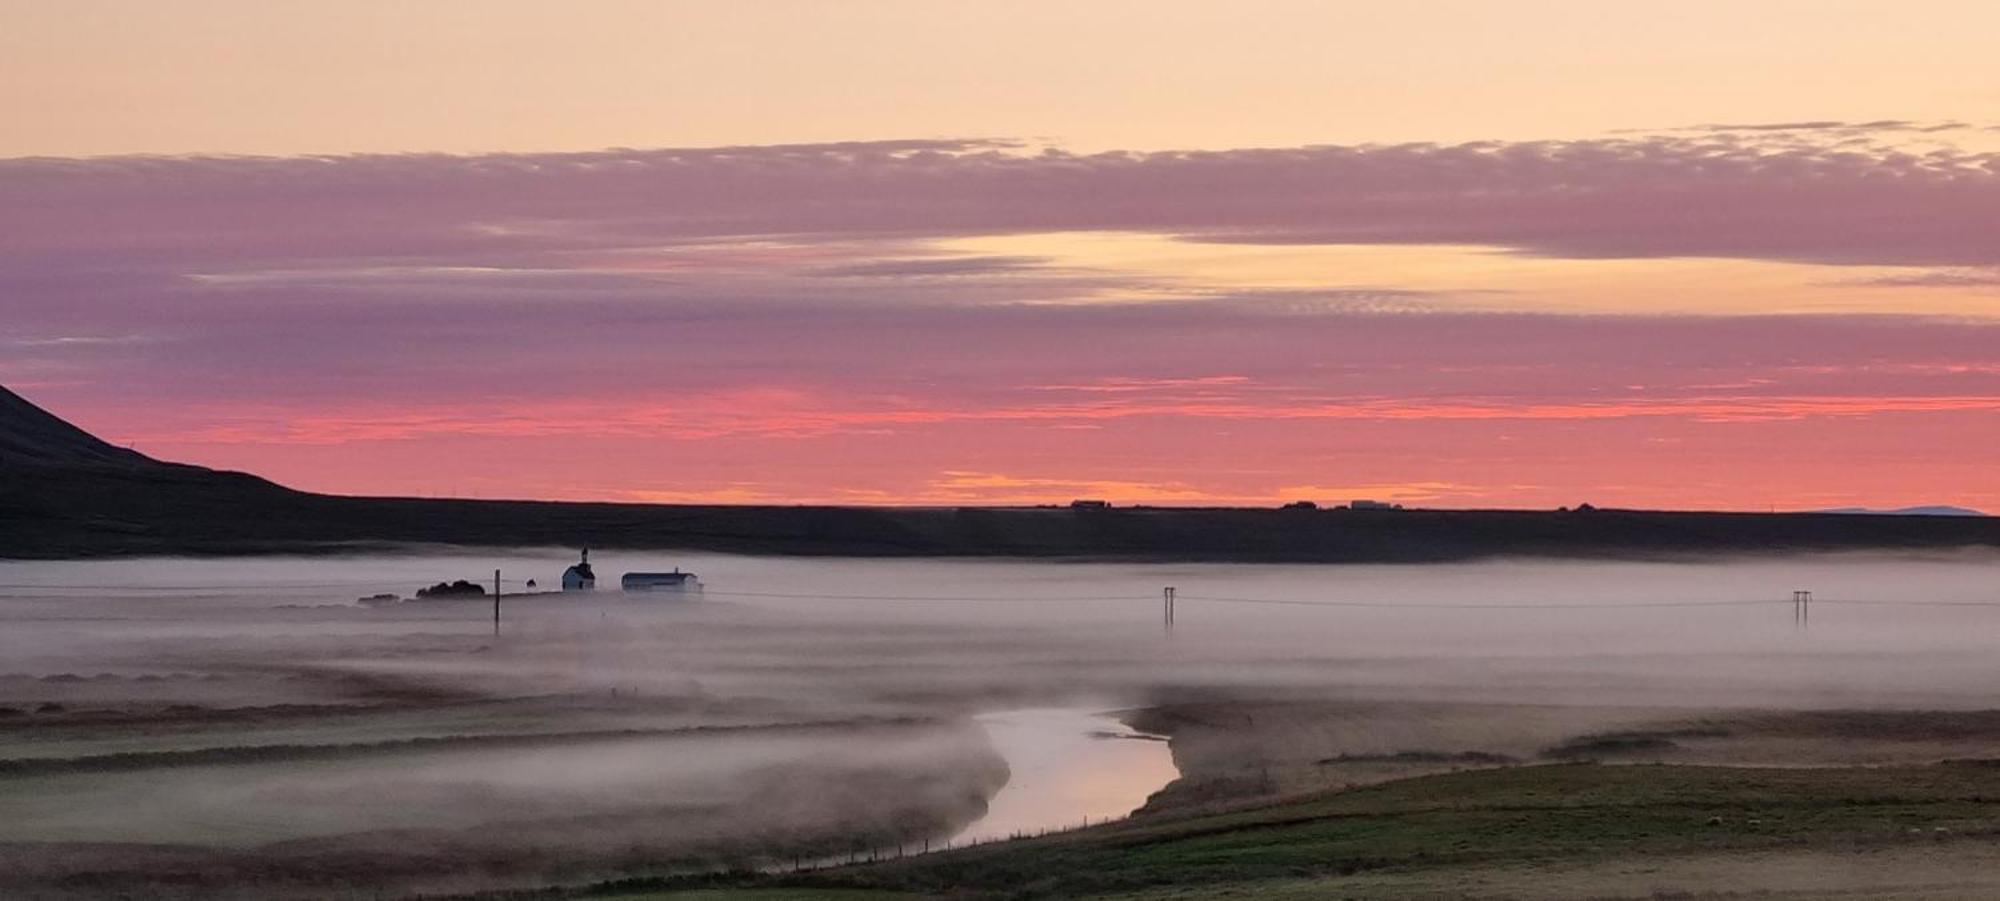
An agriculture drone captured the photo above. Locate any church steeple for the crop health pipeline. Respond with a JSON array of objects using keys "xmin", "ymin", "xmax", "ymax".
[{"xmin": 562, "ymin": 547, "xmax": 596, "ymax": 590}]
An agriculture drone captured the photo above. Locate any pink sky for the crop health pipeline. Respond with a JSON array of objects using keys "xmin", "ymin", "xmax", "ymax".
[{"xmin": 4, "ymin": 6, "xmax": 1998, "ymax": 511}]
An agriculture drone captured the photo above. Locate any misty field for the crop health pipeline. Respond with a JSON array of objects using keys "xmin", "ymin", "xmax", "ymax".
[{"xmin": 5, "ymin": 549, "xmax": 2000, "ymax": 899}]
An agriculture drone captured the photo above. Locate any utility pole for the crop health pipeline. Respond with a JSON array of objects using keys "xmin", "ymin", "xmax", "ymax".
[{"xmin": 494, "ymin": 569, "xmax": 502, "ymax": 636}]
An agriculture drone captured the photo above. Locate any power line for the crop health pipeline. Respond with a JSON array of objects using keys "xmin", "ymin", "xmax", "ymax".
[
  {"xmin": 1174, "ymin": 594, "xmax": 1787, "ymax": 610},
  {"xmin": 4, "ymin": 582, "xmax": 1997, "ymax": 610},
  {"xmin": 0, "ymin": 585, "xmax": 1150, "ymax": 602},
  {"xmin": 701, "ymin": 589, "xmax": 1148, "ymax": 603},
  {"xmin": 1811, "ymin": 598, "xmax": 2000, "ymax": 608},
  {"xmin": 0, "ymin": 583, "xmax": 393, "ymax": 591}
]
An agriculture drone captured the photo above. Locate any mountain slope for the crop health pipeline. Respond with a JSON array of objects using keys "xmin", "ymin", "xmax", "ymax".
[
  {"xmin": 0, "ymin": 386, "xmax": 304, "ymax": 556},
  {"xmin": 0, "ymin": 386, "xmax": 160, "ymax": 468}
]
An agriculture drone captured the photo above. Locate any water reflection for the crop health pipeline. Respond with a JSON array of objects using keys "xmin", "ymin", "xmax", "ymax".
[{"xmin": 958, "ymin": 707, "xmax": 1178, "ymax": 843}]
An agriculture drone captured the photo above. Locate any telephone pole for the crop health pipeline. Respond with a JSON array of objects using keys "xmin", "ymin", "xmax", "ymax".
[{"xmin": 494, "ymin": 569, "xmax": 502, "ymax": 636}]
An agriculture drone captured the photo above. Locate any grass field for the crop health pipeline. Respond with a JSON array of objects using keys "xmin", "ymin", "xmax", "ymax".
[{"xmin": 573, "ymin": 761, "xmax": 2000, "ymax": 900}]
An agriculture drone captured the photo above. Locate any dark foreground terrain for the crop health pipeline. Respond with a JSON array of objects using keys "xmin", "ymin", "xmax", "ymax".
[
  {"xmin": 3, "ymin": 385, "xmax": 1996, "ymax": 560},
  {"xmin": 565, "ymin": 761, "xmax": 2000, "ymax": 901},
  {"xmin": 523, "ymin": 698, "xmax": 2000, "ymax": 899}
]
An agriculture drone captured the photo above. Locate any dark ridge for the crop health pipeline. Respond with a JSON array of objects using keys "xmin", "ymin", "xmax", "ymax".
[
  {"xmin": 0, "ymin": 385, "xmax": 159, "ymax": 468},
  {"xmin": 5, "ymin": 383, "xmax": 2000, "ymax": 561},
  {"xmin": 1540, "ymin": 727, "xmax": 1730, "ymax": 760}
]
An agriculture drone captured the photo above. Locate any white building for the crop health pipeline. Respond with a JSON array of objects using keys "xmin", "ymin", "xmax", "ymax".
[
  {"xmin": 622, "ymin": 569, "xmax": 702, "ymax": 593},
  {"xmin": 561, "ymin": 549, "xmax": 596, "ymax": 591}
]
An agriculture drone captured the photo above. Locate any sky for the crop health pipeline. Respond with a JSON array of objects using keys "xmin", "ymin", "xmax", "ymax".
[{"xmin": 3, "ymin": 2, "xmax": 1999, "ymax": 510}]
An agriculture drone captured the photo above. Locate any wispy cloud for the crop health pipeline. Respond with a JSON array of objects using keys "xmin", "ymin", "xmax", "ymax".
[
  {"xmin": 7, "ymin": 334, "xmax": 157, "ymax": 347},
  {"xmin": 813, "ymin": 255, "xmax": 1056, "ymax": 278},
  {"xmin": 1842, "ymin": 268, "xmax": 2000, "ymax": 289},
  {"xmin": 1673, "ymin": 119, "xmax": 1975, "ymax": 134}
]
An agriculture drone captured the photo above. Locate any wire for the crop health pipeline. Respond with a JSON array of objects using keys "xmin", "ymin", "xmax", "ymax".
[
  {"xmin": 1809, "ymin": 598, "xmax": 2000, "ymax": 608},
  {"xmin": 0, "ymin": 583, "xmax": 394, "ymax": 591},
  {"xmin": 1174, "ymin": 594, "xmax": 1785, "ymax": 610},
  {"xmin": 2, "ymin": 583, "xmax": 1995, "ymax": 609},
  {"xmin": 701, "ymin": 590, "xmax": 1148, "ymax": 603}
]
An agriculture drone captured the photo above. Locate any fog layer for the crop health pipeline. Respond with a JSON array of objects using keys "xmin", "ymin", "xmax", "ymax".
[{"xmin": 2, "ymin": 549, "xmax": 1998, "ymax": 896}]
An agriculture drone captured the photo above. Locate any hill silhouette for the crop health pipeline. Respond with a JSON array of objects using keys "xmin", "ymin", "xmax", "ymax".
[
  {"xmin": 1818, "ymin": 505, "xmax": 1988, "ymax": 517},
  {"xmin": 0, "ymin": 385, "xmax": 160, "ymax": 468},
  {"xmin": 1, "ymin": 386, "xmax": 305, "ymax": 556},
  {"xmin": 3, "ymin": 384, "xmax": 1998, "ymax": 560}
]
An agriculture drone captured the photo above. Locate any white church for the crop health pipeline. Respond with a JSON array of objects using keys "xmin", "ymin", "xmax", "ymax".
[{"xmin": 561, "ymin": 549, "xmax": 596, "ymax": 590}]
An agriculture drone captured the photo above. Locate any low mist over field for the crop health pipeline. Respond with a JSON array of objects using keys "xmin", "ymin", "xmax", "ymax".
[{"xmin": 4, "ymin": 551, "xmax": 2000, "ymax": 896}]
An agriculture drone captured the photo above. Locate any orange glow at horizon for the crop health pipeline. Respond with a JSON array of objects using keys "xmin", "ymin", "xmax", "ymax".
[{"xmin": 6, "ymin": 5, "xmax": 2000, "ymax": 513}]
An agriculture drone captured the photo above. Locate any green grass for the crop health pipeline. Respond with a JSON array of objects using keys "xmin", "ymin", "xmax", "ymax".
[{"xmin": 641, "ymin": 762, "xmax": 2000, "ymax": 900}]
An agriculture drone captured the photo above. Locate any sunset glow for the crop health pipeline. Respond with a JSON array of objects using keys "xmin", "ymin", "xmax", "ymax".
[{"xmin": 5, "ymin": 3, "xmax": 1999, "ymax": 511}]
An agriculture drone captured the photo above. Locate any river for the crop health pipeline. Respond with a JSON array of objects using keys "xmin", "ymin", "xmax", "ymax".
[{"xmin": 960, "ymin": 707, "xmax": 1176, "ymax": 843}]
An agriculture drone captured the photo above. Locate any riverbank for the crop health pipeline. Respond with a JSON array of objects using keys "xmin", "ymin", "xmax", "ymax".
[
  {"xmin": 555, "ymin": 702, "xmax": 2000, "ymax": 900},
  {"xmin": 583, "ymin": 761, "xmax": 2000, "ymax": 900}
]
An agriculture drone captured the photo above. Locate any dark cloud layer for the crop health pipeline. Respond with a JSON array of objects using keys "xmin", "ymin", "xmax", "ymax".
[{"xmin": 4, "ymin": 134, "xmax": 1998, "ymax": 271}]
